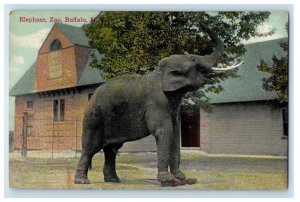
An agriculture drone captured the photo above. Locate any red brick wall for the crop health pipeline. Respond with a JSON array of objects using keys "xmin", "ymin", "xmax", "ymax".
[
  {"xmin": 14, "ymin": 24, "xmax": 97, "ymax": 151},
  {"xmin": 14, "ymin": 96, "xmax": 27, "ymax": 150},
  {"xmin": 35, "ymin": 25, "xmax": 91, "ymax": 92},
  {"xmin": 14, "ymin": 87, "xmax": 98, "ymax": 151},
  {"xmin": 15, "ymin": 92, "xmax": 287, "ymax": 156},
  {"xmin": 35, "ymin": 47, "xmax": 78, "ymax": 92}
]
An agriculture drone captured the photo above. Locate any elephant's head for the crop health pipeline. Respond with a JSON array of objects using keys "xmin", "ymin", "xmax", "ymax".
[{"xmin": 158, "ymin": 25, "xmax": 242, "ymax": 92}]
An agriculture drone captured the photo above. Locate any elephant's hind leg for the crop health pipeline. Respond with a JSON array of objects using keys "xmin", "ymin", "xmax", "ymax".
[
  {"xmin": 103, "ymin": 143, "xmax": 123, "ymax": 183},
  {"xmin": 74, "ymin": 150, "xmax": 98, "ymax": 184},
  {"xmin": 74, "ymin": 128, "xmax": 102, "ymax": 184}
]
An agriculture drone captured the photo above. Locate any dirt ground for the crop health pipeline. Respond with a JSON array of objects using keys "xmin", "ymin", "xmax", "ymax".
[{"xmin": 9, "ymin": 151, "xmax": 288, "ymax": 190}]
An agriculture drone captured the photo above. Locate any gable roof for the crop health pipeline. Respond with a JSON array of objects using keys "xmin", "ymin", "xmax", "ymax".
[
  {"xmin": 55, "ymin": 23, "xmax": 90, "ymax": 47},
  {"xmin": 206, "ymin": 38, "xmax": 288, "ymax": 104},
  {"xmin": 10, "ymin": 23, "xmax": 104, "ymax": 96},
  {"xmin": 9, "ymin": 54, "xmax": 104, "ymax": 96},
  {"xmin": 37, "ymin": 23, "xmax": 90, "ymax": 54}
]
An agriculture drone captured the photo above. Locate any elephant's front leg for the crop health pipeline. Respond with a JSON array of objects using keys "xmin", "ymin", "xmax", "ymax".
[
  {"xmin": 169, "ymin": 120, "xmax": 197, "ymax": 185},
  {"xmin": 154, "ymin": 126, "xmax": 185, "ymax": 187},
  {"xmin": 169, "ymin": 120, "xmax": 184, "ymax": 178}
]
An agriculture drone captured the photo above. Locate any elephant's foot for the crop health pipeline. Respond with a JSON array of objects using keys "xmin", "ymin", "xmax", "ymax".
[
  {"xmin": 74, "ymin": 177, "xmax": 90, "ymax": 184},
  {"xmin": 74, "ymin": 169, "xmax": 90, "ymax": 184},
  {"xmin": 104, "ymin": 173, "xmax": 121, "ymax": 183},
  {"xmin": 157, "ymin": 172, "xmax": 185, "ymax": 187},
  {"xmin": 172, "ymin": 170, "xmax": 197, "ymax": 185}
]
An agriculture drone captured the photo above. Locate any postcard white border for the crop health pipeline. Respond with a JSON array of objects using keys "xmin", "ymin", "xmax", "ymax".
[{"xmin": 2, "ymin": 3, "xmax": 296, "ymax": 199}]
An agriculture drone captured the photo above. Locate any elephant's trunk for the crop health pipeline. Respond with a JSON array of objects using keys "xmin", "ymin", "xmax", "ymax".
[{"xmin": 199, "ymin": 23, "xmax": 224, "ymax": 68}]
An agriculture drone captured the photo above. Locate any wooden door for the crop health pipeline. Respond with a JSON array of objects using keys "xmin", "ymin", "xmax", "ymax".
[{"xmin": 180, "ymin": 107, "xmax": 200, "ymax": 147}]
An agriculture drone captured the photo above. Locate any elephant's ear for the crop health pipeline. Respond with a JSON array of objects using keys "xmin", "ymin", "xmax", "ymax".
[
  {"xmin": 160, "ymin": 58, "xmax": 191, "ymax": 92},
  {"xmin": 162, "ymin": 70, "xmax": 191, "ymax": 91}
]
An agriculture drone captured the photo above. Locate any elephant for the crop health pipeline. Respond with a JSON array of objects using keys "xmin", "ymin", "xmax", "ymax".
[{"xmin": 74, "ymin": 25, "xmax": 241, "ymax": 187}]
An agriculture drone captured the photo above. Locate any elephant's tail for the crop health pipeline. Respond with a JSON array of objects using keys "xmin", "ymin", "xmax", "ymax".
[{"xmin": 81, "ymin": 106, "xmax": 105, "ymax": 151}]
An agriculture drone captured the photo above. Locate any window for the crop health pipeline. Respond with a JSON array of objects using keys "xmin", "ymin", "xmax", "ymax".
[
  {"xmin": 49, "ymin": 39, "xmax": 62, "ymax": 52},
  {"xmin": 26, "ymin": 115, "xmax": 33, "ymax": 136},
  {"xmin": 48, "ymin": 40, "xmax": 62, "ymax": 79},
  {"xmin": 282, "ymin": 108, "xmax": 288, "ymax": 137},
  {"xmin": 53, "ymin": 100, "xmax": 59, "ymax": 121},
  {"xmin": 59, "ymin": 99, "xmax": 65, "ymax": 121},
  {"xmin": 88, "ymin": 93, "xmax": 93, "ymax": 101},
  {"xmin": 48, "ymin": 51, "xmax": 62, "ymax": 79},
  {"xmin": 26, "ymin": 101, "xmax": 33, "ymax": 109},
  {"xmin": 53, "ymin": 99, "xmax": 65, "ymax": 122}
]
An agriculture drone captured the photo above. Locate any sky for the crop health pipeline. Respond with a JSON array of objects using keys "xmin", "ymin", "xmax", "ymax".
[
  {"xmin": 9, "ymin": 11, "xmax": 100, "ymax": 88},
  {"xmin": 8, "ymin": 11, "xmax": 289, "ymax": 130}
]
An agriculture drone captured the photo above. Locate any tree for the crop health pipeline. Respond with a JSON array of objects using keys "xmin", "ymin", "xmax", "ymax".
[
  {"xmin": 257, "ymin": 23, "xmax": 288, "ymax": 103},
  {"xmin": 84, "ymin": 12, "xmax": 271, "ymax": 108}
]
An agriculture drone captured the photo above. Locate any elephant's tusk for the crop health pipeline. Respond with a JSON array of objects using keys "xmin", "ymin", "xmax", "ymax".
[{"xmin": 211, "ymin": 60, "xmax": 244, "ymax": 72}]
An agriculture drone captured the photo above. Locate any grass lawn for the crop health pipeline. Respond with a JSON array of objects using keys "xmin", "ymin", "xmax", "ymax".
[{"xmin": 9, "ymin": 152, "xmax": 288, "ymax": 190}]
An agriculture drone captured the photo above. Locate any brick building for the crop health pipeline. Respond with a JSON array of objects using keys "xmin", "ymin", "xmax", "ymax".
[
  {"xmin": 10, "ymin": 23, "xmax": 104, "ymax": 151},
  {"xmin": 196, "ymin": 39, "xmax": 288, "ymax": 156},
  {"xmin": 121, "ymin": 38, "xmax": 288, "ymax": 156},
  {"xmin": 10, "ymin": 23, "xmax": 288, "ymax": 156}
]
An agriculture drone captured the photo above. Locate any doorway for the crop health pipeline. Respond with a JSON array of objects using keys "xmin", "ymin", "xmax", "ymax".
[{"xmin": 180, "ymin": 106, "xmax": 200, "ymax": 147}]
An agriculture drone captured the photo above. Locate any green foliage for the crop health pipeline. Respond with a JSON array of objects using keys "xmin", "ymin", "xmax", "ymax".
[
  {"xmin": 257, "ymin": 40, "xmax": 288, "ymax": 102},
  {"xmin": 85, "ymin": 11, "xmax": 270, "ymax": 79},
  {"xmin": 84, "ymin": 11, "xmax": 271, "ymax": 110}
]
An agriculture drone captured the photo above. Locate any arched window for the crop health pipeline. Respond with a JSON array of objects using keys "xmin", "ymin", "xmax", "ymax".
[
  {"xmin": 48, "ymin": 39, "xmax": 62, "ymax": 79},
  {"xmin": 49, "ymin": 39, "xmax": 62, "ymax": 52}
]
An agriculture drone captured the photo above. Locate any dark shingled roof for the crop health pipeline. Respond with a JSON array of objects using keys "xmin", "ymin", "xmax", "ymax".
[
  {"xmin": 55, "ymin": 23, "xmax": 90, "ymax": 47},
  {"xmin": 206, "ymin": 38, "xmax": 287, "ymax": 103},
  {"xmin": 10, "ymin": 63, "xmax": 36, "ymax": 96},
  {"xmin": 78, "ymin": 51, "xmax": 104, "ymax": 86}
]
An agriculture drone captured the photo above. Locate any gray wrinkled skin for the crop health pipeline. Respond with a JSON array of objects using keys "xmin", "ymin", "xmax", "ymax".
[{"xmin": 74, "ymin": 26, "xmax": 225, "ymax": 185}]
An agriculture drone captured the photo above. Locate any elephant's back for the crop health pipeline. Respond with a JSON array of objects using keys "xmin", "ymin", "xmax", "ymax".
[{"xmin": 94, "ymin": 74, "xmax": 151, "ymax": 104}]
